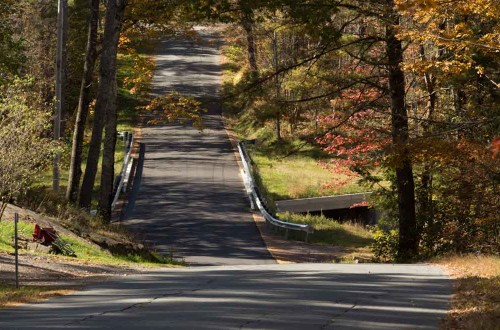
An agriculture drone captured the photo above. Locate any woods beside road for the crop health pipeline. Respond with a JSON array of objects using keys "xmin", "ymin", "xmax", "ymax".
[
  {"xmin": 0, "ymin": 0, "xmax": 498, "ymax": 328},
  {"xmin": 0, "ymin": 0, "xmax": 498, "ymax": 264}
]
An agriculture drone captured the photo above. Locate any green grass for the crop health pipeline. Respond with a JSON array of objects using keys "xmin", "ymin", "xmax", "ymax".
[
  {"xmin": 252, "ymin": 148, "xmax": 368, "ymax": 201},
  {"xmin": 244, "ymin": 137, "xmax": 369, "ymax": 202},
  {"xmin": 59, "ymin": 233, "xmax": 174, "ymax": 266},
  {"xmin": 0, "ymin": 220, "xmax": 33, "ymax": 252},
  {"xmin": 278, "ymin": 212, "xmax": 374, "ymax": 247}
]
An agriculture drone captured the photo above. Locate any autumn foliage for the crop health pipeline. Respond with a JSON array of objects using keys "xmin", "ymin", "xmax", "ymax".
[{"xmin": 224, "ymin": 0, "xmax": 499, "ymax": 258}]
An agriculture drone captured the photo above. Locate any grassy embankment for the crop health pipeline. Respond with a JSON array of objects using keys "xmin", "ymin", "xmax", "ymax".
[
  {"xmin": 0, "ymin": 219, "xmax": 173, "ymax": 266},
  {"xmin": 220, "ymin": 31, "xmax": 374, "ymax": 250},
  {"xmin": 0, "ymin": 214, "xmax": 178, "ymax": 307}
]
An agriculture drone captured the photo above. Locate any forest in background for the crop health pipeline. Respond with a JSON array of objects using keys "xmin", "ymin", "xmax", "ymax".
[
  {"xmin": 217, "ymin": 0, "xmax": 499, "ymax": 261},
  {"xmin": 0, "ymin": 0, "xmax": 498, "ymax": 262}
]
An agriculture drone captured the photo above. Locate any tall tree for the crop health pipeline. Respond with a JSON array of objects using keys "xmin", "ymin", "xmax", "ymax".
[
  {"xmin": 79, "ymin": 0, "xmax": 127, "ymax": 211},
  {"xmin": 395, "ymin": 0, "xmax": 500, "ymax": 254},
  {"xmin": 239, "ymin": 0, "xmax": 258, "ymax": 74},
  {"xmin": 66, "ymin": 0, "xmax": 100, "ymax": 203},
  {"xmin": 385, "ymin": 0, "xmax": 417, "ymax": 259}
]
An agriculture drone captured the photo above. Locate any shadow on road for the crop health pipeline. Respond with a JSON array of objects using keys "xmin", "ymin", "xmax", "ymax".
[{"xmin": 0, "ymin": 264, "xmax": 451, "ymax": 329}]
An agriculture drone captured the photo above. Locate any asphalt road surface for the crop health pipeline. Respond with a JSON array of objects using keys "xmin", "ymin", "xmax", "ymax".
[
  {"xmin": 124, "ymin": 26, "xmax": 274, "ymax": 266},
  {"xmin": 0, "ymin": 27, "xmax": 451, "ymax": 329},
  {"xmin": 0, "ymin": 264, "xmax": 450, "ymax": 329}
]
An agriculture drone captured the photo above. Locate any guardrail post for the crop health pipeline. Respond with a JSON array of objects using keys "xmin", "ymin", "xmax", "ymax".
[
  {"xmin": 285, "ymin": 228, "xmax": 289, "ymax": 240},
  {"xmin": 305, "ymin": 231, "xmax": 309, "ymax": 243}
]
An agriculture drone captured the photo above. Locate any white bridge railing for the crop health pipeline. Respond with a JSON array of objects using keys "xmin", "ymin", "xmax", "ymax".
[
  {"xmin": 90, "ymin": 132, "xmax": 135, "ymax": 217},
  {"xmin": 111, "ymin": 131, "xmax": 134, "ymax": 210},
  {"xmin": 237, "ymin": 141, "xmax": 314, "ymax": 242}
]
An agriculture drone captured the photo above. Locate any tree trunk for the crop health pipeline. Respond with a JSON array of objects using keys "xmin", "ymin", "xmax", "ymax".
[
  {"xmin": 53, "ymin": 0, "xmax": 68, "ymax": 192},
  {"xmin": 61, "ymin": 0, "xmax": 69, "ymax": 120},
  {"xmin": 98, "ymin": 78, "xmax": 118, "ymax": 221},
  {"xmin": 79, "ymin": 0, "xmax": 126, "ymax": 210},
  {"xmin": 66, "ymin": 0, "xmax": 99, "ymax": 203},
  {"xmin": 0, "ymin": 202, "xmax": 8, "ymax": 222},
  {"xmin": 418, "ymin": 45, "xmax": 436, "ymax": 234},
  {"xmin": 385, "ymin": 3, "xmax": 418, "ymax": 260},
  {"xmin": 239, "ymin": 1, "xmax": 257, "ymax": 74},
  {"xmin": 273, "ymin": 30, "xmax": 281, "ymax": 141},
  {"xmin": 98, "ymin": 1, "xmax": 126, "ymax": 222},
  {"xmin": 243, "ymin": 21, "xmax": 257, "ymax": 73}
]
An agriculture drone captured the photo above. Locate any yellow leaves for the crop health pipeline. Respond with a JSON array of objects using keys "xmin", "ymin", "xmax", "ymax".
[
  {"xmin": 450, "ymin": 23, "xmax": 472, "ymax": 40},
  {"xmin": 440, "ymin": 59, "xmax": 472, "ymax": 74},
  {"xmin": 398, "ymin": 0, "xmax": 500, "ymax": 83},
  {"xmin": 144, "ymin": 91, "xmax": 206, "ymax": 130},
  {"xmin": 396, "ymin": 0, "xmax": 500, "ymax": 18},
  {"xmin": 118, "ymin": 35, "xmax": 132, "ymax": 52},
  {"xmin": 395, "ymin": 0, "xmax": 438, "ymax": 16},
  {"xmin": 120, "ymin": 50, "xmax": 155, "ymax": 97},
  {"xmin": 402, "ymin": 57, "xmax": 472, "ymax": 77}
]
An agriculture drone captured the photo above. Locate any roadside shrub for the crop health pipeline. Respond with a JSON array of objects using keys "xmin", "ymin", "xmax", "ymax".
[
  {"xmin": 0, "ymin": 77, "xmax": 58, "ymax": 220},
  {"xmin": 372, "ymin": 229, "xmax": 399, "ymax": 262}
]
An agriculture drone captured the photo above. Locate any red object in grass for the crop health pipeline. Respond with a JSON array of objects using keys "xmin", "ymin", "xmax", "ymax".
[{"xmin": 32, "ymin": 224, "xmax": 57, "ymax": 246}]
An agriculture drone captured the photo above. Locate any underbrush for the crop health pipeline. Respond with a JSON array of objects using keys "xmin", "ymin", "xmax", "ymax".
[
  {"xmin": 0, "ymin": 284, "xmax": 73, "ymax": 307},
  {"xmin": 435, "ymin": 255, "xmax": 500, "ymax": 330}
]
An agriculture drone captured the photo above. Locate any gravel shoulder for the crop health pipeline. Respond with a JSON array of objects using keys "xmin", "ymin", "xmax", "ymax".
[{"xmin": 0, "ymin": 252, "xmax": 137, "ymax": 288}]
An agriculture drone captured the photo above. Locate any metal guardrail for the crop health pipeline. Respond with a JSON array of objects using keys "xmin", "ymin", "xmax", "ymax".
[
  {"xmin": 112, "ymin": 132, "xmax": 134, "ymax": 210},
  {"xmin": 120, "ymin": 143, "xmax": 145, "ymax": 221},
  {"xmin": 90, "ymin": 132, "xmax": 134, "ymax": 217},
  {"xmin": 237, "ymin": 141, "xmax": 314, "ymax": 242}
]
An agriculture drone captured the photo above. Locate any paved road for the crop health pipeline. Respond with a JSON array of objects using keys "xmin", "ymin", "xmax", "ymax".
[
  {"xmin": 124, "ymin": 27, "xmax": 274, "ymax": 265},
  {"xmin": 0, "ymin": 264, "xmax": 450, "ymax": 329},
  {"xmin": 0, "ymin": 27, "xmax": 451, "ymax": 329}
]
